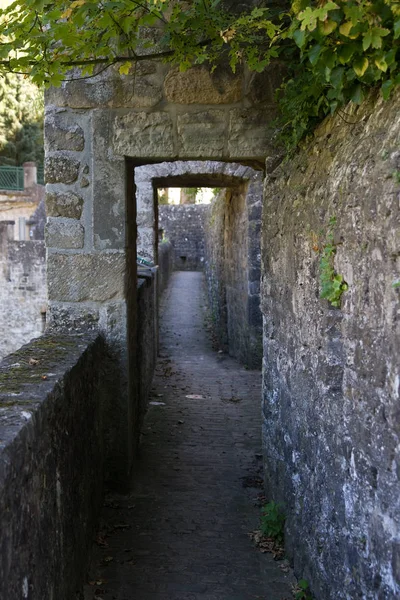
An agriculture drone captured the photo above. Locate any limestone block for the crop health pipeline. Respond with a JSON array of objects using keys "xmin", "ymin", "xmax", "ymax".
[
  {"xmin": 121, "ymin": 77, "xmax": 163, "ymax": 109},
  {"xmin": 136, "ymin": 183, "xmax": 154, "ymax": 212},
  {"xmin": 45, "ymin": 122, "xmax": 85, "ymax": 152},
  {"xmin": 228, "ymin": 108, "xmax": 277, "ymax": 159},
  {"xmin": 137, "ymin": 211, "xmax": 154, "ymax": 228},
  {"xmin": 45, "ymin": 218, "xmax": 85, "ymax": 249},
  {"xmin": 113, "ymin": 112, "xmax": 174, "ymax": 158},
  {"xmin": 47, "ymin": 73, "xmax": 164, "ymax": 109},
  {"xmin": 46, "ymin": 191, "xmax": 84, "ymax": 219},
  {"xmin": 164, "ymin": 66, "xmax": 242, "ymax": 104},
  {"xmin": 47, "ymin": 253, "xmax": 125, "ymax": 302},
  {"xmin": 45, "ymin": 153, "xmax": 80, "ymax": 184},
  {"xmin": 137, "ymin": 227, "xmax": 155, "ymax": 261},
  {"xmin": 177, "ymin": 111, "xmax": 227, "ymax": 158}
]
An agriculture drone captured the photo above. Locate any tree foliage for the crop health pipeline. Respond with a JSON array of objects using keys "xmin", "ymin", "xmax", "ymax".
[
  {"xmin": 0, "ymin": 72, "xmax": 43, "ymax": 165},
  {"xmin": 0, "ymin": 0, "xmax": 399, "ymax": 148}
]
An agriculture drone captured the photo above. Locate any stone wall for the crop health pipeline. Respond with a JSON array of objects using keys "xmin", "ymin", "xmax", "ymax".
[
  {"xmin": 0, "ymin": 333, "xmax": 115, "ymax": 600},
  {"xmin": 137, "ymin": 269, "xmax": 157, "ymax": 433},
  {"xmin": 261, "ymin": 90, "xmax": 400, "ymax": 599},
  {"xmin": 158, "ymin": 240, "xmax": 174, "ymax": 295},
  {"xmin": 204, "ymin": 178, "xmax": 263, "ymax": 369},
  {"xmin": 0, "ymin": 222, "xmax": 47, "ymax": 360},
  {"xmin": 204, "ymin": 191, "xmax": 228, "ymax": 351},
  {"xmin": 158, "ymin": 205, "xmax": 208, "ymax": 271}
]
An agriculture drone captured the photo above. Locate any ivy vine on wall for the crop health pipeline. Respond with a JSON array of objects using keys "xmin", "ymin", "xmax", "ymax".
[{"xmin": 319, "ymin": 217, "xmax": 348, "ymax": 307}]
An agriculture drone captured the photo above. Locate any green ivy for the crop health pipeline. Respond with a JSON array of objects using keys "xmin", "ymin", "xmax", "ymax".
[
  {"xmin": 277, "ymin": 0, "xmax": 400, "ymax": 150},
  {"xmin": 319, "ymin": 217, "xmax": 348, "ymax": 307},
  {"xmin": 0, "ymin": 1, "xmax": 399, "ymax": 148}
]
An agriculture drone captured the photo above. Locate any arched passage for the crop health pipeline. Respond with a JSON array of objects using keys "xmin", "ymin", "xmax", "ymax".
[
  {"xmin": 134, "ymin": 160, "xmax": 263, "ymax": 368},
  {"xmin": 44, "ymin": 58, "xmax": 281, "ymax": 481}
]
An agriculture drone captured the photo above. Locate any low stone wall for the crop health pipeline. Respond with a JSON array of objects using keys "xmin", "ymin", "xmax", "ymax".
[
  {"xmin": 137, "ymin": 270, "xmax": 157, "ymax": 429},
  {"xmin": 262, "ymin": 91, "xmax": 400, "ymax": 599},
  {"xmin": 0, "ymin": 333, "xmax": 114, "ymax": 600},
  {"xmin": 0, "ymin": 222, "xmax": 47, "ymax": 360},
  {"xmin": 158, "ymin": 205, "xmax": 209, "ymax": 271},
  {"xmin": 158, "ymin": 240, "xmax": 174, "ymax": 294}
]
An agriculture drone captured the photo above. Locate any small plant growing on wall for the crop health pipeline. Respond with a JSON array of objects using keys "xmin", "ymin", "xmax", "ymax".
[
  {"xmin": 260, "ymin": 501, "xmax": 286, "ymax": 544},
  {"xmin": 293, "ymin": 579, "xmax": 313, "ymax": 600},
  {"xmin": 319, "ymin": 217, "xmax": 348, "ymax": 308}
]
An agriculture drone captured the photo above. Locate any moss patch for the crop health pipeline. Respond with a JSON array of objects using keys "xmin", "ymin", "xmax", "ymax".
[{"xmin": 0, "ymin": 335, "xmax": 81, "ymax": 397}]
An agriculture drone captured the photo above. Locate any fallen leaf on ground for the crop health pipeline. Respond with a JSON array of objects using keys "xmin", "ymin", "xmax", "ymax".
[{"xmin": 95, "ymin": 535, "xmax": 109, "ymax": 548}]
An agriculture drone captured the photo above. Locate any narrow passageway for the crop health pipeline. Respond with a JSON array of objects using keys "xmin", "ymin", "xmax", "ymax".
[{"xmin": 85, "ymin": 272, "xmax": 294, "ymax": 600}]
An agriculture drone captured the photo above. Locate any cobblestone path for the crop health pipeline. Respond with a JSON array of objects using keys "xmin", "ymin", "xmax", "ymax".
[{"xmin": 85, "ymin": 272, "xmax": 294, "ymax": 600}]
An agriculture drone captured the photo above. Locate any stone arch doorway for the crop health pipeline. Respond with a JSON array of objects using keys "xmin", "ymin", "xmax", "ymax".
[
  {"xmin": 45, "ymin": 62, "xmax": 281, "ymax": 481},
  {"xmin": 133, "ymin": 160, "xmax": 263, "ymax": 368}
]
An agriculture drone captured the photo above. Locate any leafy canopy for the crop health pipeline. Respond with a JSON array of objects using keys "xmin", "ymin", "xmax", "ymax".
[
  {"xmin": 0, "ymin": 0, "xmax": 399, "ymax": 147},
  {"xmin": 0, "ymin": 72, "xmax": 44, "ymax": 165}
]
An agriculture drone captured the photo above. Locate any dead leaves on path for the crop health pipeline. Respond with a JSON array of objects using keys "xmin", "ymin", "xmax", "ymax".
[{"xmin": 249, "ymin": 529, "xmax": 285, "ymax": 560}]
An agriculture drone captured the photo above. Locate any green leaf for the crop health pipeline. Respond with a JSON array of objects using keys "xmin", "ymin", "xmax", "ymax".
[
  {"xmin": 329, "ymin": 65, "xmax": 345, "ymax": 88},
  {"xmin": 293, "ymin": 28, "xmax": 306, "ymax": 48},
  {"xmin": 386, "ymin": 48, "xmax": 397, "ymax": 67},
  {"xmin": 364, "ymin": 27, "xmax": 390, "ymax": 51},
  {"xmin": 381, "ymin": 80, "xmax": 393, "ymax": 100},
  {"xmin": 319, "ymin": 19, "xmax": 337, "ymax": 36},
  {"xmin": 362, "ymin": 30, "xmax": 372, "ymax": 51},
  {"xmin": 119, "ymin": 61, "xmax": 132, "ymax": 75},
  {"xmin": 308, "ymin": 43, "xmax": 322, "ymax": 66},
  {"xmin": 375, "ymin": 56, "xmax": 388, "ymax": 72},
  {"xmin": 339, "ymin": 21, "xmax": 353, "ymax": 37},
  {"xmin": 353, "ymin": 56, "xmax": 369, "ymax": 77},
  {"xmin": 394, "ymin": 19, "xmax": 400, "ymax": 40},
  {"xmin": 350, "ymin": 83, "xmax": 364, "ymax": 104},
  {"xmin": 337, "ymin": 42, "xmax": 358, "ymax": 64}
]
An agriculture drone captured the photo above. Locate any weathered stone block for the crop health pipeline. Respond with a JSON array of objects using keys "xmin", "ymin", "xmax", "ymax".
[
  {"xmin": 47, "ymin": 253, "xmax": 125, "ymax": 302},
  {"xmin": 46, "ymin": 191, "xmax": 84, "ymax": 219},
  {"xmin": 177, "ymin": 111, "xmax": 227, "ymax": 158},
  {"xmin": 45, "ymin": 153, "xmax": 80, "ymax": 184},
  {"xmin": 113, "ymin": 112, "xmax": 174, "ymax": 157},
  {"xmin": 136, "ymin": 182, "xmax": 154, "ymax": 212},
  {"xmin": 137, "ymin": 211, "xmax": 154, "ymax": 228},
  {"xmin": 228, "ymin": 108, "xmax": 277, "ymax": 159},
  {"xmin": 47, "ymin": 72, "xmax": 164, "ymax": 109},
  {"xmin": 137, "ymin": 227, "xmax": 155, "ymax": 262},
  {"xmin": 45, "ymin": 218, "xmax": 85, "ymax": 249},
  {"xmin": 164, "ymin": 65, "xmax": 242, "ymax": 104},
  {"xmin": 45, "ymin": 122, "xmax": 85, "ymax": 152}
]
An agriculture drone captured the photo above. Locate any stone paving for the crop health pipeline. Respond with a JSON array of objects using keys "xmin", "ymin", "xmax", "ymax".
[{"xmin": 84, "ymin": 271, "xmax": 295, "ymax": 600}]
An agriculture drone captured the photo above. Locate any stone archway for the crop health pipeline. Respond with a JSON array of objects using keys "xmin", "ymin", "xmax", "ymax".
[
  {"xmin": 134, "ymin": 160, "xmax": 263, "ymax": 367},
  {"xmin": 44, "ymin": 60, "xmax": 281, "ymax": 481}
]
